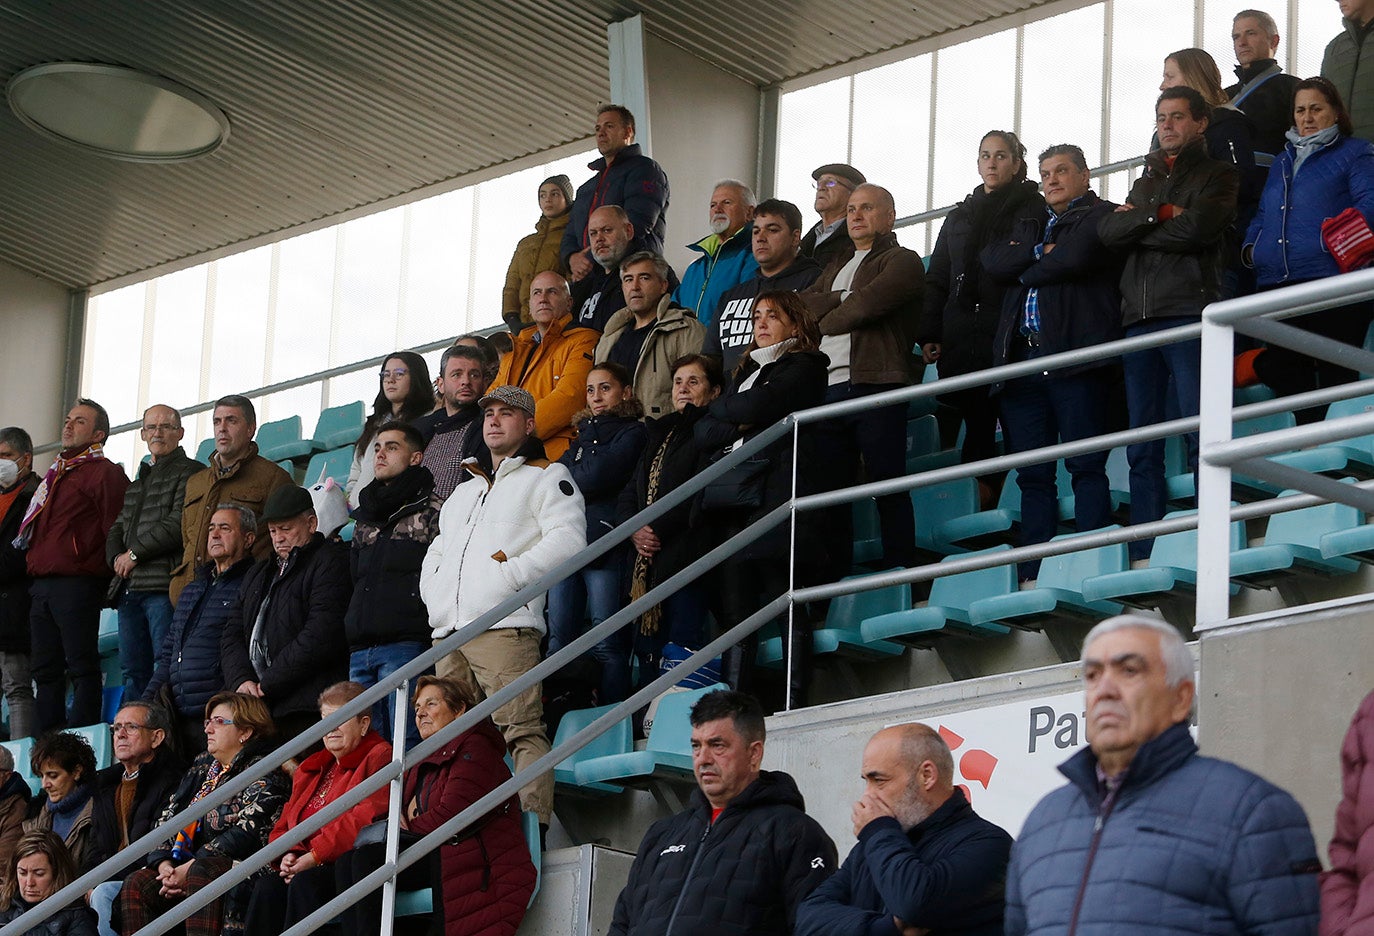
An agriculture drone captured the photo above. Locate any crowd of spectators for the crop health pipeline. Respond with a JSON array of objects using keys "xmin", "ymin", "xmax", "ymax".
[{"xmin": 2, "ymin": 7, "xmax": 1374, "ymax": 931}]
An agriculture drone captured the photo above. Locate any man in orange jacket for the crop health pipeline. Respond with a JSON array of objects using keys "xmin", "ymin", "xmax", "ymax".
[{"xmin": 493, "ymin": 271, "xmax": 600, "ymax": 460}]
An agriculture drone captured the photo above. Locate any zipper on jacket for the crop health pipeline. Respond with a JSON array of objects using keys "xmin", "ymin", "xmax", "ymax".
[
  {"xmin": 1065, "ymin": 784, "xmax": 1121, "ymax": 936},
  {"xmin": 662, "ymin": 820, "xmax": 713, "ymax": 936}
]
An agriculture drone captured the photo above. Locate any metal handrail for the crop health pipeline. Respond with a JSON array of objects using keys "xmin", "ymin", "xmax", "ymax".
[{"xmin": 13, "ymin": 265, "xmax": 1374, "ymax": 934}]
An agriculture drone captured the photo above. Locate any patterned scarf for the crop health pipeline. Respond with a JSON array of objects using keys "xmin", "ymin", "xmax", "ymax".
[
  {"xmin": 171, "ymin": 760, "xmax": 227, "ymax": 860},
  {"xmin": 630, "ymin": 428, "xmax": 677, "ymax": 637},
  {"xmin": 13, "ymin": 443, "xmax": 105, "ymax": 548}
]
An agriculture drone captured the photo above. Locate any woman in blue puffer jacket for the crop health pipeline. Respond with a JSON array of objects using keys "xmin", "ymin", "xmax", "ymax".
[
  {"xmin": 1245, "ymin": 76, "xmax": 1374, "ymax": 422},
  {"xmin": 549, "ymin": 361, "xmax": 647, "ymax": 705}
]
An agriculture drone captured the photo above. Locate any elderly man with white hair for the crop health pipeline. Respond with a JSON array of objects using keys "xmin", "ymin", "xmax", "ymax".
[
  {"xmin": 672, "ymin": 178, "xmax": 761, "ymax": 328},
  {"xmin": 1005, "ymin": 615, "xmax": 1321, "ymax": 936}
]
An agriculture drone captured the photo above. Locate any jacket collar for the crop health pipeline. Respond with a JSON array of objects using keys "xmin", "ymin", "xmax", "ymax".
[
  {"xmin": 759, "ymin": 255, "xmax": 821, "ymax": 284},
  {"xmin": 515, "ymin": 312, "xmax": 576, "ymax": 347},
  {"xmin": 212, "ymin": 442, "xmax": 262, "ymax": 479},
  {"xmin": 1146, "ymin": 138, "xmax": 1210, "ymax": 176},
  {"xmin": 463, "ymin": 435, "xmax": 547, "ymax": 485},
  {"xmin": 603, "ymin": 294, "xmax": 696, "ymax": 339},
  {"xmin": 201, "ymin": 553, "xmax": 256, "ymax": 584},
  {"xmin": 590, "ymin": 143, "xmax": 642, "ymax": 171},
  {"xmin": 1058, "ymin": 721, "xmax": 1197, "ymax": 803},
  {"xmin": 139, "ymin": 446, "xmax": 190, "ymax": 479},
  {"xmin": 571, "ymin": 397, "xmax": 645, "ymax": 428},
  {"xmin": 1233, "ymin": 58, "xmax": 1279, "ymax": 82},
  {"xmin": 298, "ymin": 729, "xmax": 388, "ymax": 775},
  {"xmin": 687, "ymin": 768, "xmax": 807, "ymax": 818},
  {"xmin": 909, "ymin": 785, "xmax": 974, "ymax": 841},
  {"xmin": 687, "ymin": 222, "xmax": 752, "ymax": 258}
]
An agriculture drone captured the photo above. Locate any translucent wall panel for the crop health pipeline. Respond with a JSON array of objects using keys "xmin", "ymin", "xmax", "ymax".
[
  {"xmin": 1297, "ymin": 4, "xmax": 1344, "ymax": 78},
  {"xmin": 82, "ymin": 284, "xmax": 144, "ymax": 470},
  {"xmin": 852, "ymin": 55, "xmax": 933, "ymax": 220},
  {"xmin": 931, "ymin": 31, "xmax": 1018, "ymax": 209},
  {"xmin": 1107, "ymin": 0, "xmax": 1195, "ymax": 163},
  {"xmin": 776, "ymin": 77, "xmax": 851, "ymax": 225},
  {"xmin": 204, "ymin": 245, "xmax": 272, "ymax": 406},
  {"xmin": 332, "ymin": 207, "xmax": 406, "ymax": 369},
  {"xmin": 146, "ymin": 265, "xmax": 208, "ymax": 411},
  {"xmin": 1022, "ymin": 6, "xmax": 1105, "ymax": 165}
]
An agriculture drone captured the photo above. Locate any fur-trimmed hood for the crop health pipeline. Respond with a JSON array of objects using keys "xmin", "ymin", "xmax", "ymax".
[{"xmin": 572, "ymin": 397, "xmax": 645, "ymax": 429}]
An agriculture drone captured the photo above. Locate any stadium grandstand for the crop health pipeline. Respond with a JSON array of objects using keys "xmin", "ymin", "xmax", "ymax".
[{"xmin": 0, "ymin": 1, "xmax": 1368, "ymax": 934}]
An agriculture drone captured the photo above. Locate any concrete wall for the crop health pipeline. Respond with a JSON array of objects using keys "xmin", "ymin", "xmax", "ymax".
[
  {"xmin": 643, "ymin": 33, "xmax": 761, "ymax": 276},
  {"xmin": 517, "ymin": 845, "xmax": 633, "ymax": 936},
  {"xmin": 0, "ymin": 260, "xmax": 71, "ymax": 448},
  {"xmin": 1199, "ymin": 595, "xmax": 1374, "ymax": 858}
]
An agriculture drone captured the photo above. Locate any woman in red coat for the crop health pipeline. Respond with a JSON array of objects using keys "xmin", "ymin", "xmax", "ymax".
[
  {"xmin": 1323, "ymin": 688, "xmax": 1374, "ymax": 936},
  {"xmin": 242, "ymin": 681, "xmax": 391, "ymax": 934},
  {"xmin": 335, "ymin": 675, "xmax": 536, "ymax": 936}
]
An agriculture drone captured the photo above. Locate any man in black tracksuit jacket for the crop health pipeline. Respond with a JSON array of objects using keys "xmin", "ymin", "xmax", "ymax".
[
  {"xmin": 796, "ymin": 724, "xmax": 1012, "ymax": 936},
  {"xmin": 609, "ymin": 690, "xmax": 837, "ymax": 936},
  {"xmin": 705, "ymin": 198, "xmax": 822, "ymax": 373}
]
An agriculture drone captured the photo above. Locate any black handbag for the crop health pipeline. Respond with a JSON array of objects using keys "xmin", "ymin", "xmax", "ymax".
[{"xmin": 700, "ymin": 455, "xmax": 771, "ymax": 511}]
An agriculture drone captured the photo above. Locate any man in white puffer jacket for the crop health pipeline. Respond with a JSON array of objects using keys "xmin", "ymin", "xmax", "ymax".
[{"xmin": 420, "ymin": 385, "xmax": 586, "ymax": 826}]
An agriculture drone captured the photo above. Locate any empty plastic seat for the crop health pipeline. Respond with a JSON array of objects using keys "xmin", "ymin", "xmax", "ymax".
[
  {"xmin": 1229, "ymin": 490, "xmax": 1361, "ymax": 587},
  {"xmin": 905, "ymin": 416, "xmax": 940, "ymax": 473},
  {"xmin": 256, "ymin": 416, "xmax": 312, "ymax": 461},
  {"xmin": 913, "ymin": 478, "xmax": 980, "ymax": 555},
  {"xmin": 860, "ymin": 547, "xmax": 1015, "ymax": 645},
  {"xmin": 757, "ymin": 574, "xmax": 907, "ymax": 665},
  {"xmin": 852, "ymin": 498, "xmax": 883, "ymax": 566},
  {"xmin": 574, "ymin": 685, "xmax": 726, "ymax": 788},
  {"xmin": 907, "ymin": 364, "xmax": 940, "ymax": 419},
  {"xmin": 97, "ymin": 609, "xmax": 119, "ymax": 657},
  {"xmin": 304, "ymin": 446, "xmax": 354, "ymax": 488},
  {"xmin": 195, "ymin": 438, "xmax": 216, "ymax": 463},
  {"xmin": 70, "ymin": 724, "xmax": 113, "ymax": 770},
  {"xmin": 1272, "ymin": 392, "xmax": 1374, "ymax": 479},
  {"xmin": 940, "ymin": 471, "xmax": 1021, "ymax": 548},
  {"xmin": 551, "ymin": 704, "xmax": 632, "ymax": 795},
  {"xmin": 310, "ymin": 401, "xmax": 366, "ymax": 451},
  {"xmin": 969, "ymin": 529, "xmax": 1127, "ymax": 630},
  {"xmin": 1080, "ymin": 509, "xmax": 1244, "ymax": 607}
]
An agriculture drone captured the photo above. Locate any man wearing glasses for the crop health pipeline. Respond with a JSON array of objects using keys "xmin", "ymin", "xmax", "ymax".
[
  {"xmin": 106, "ymin": 405, "xmax": 203, "ymax": 700},
  {"xmin": 801, "ymin": 163, "xmax": 867, "ymax": 271},
  {"xmin": 88, "ymin": 701, "xmax": 183, "ymax": 936}
]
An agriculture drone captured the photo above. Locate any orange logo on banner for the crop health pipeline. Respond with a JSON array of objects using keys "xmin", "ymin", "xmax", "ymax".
[{"xmin": 938, "ymin": 725, "xmax": 999, "ymax": 803}]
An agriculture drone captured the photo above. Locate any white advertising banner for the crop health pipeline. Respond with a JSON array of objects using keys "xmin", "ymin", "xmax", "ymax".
[{"xmin": 913, "ymin": 690, "xmax": 1089, "ymax": 838}]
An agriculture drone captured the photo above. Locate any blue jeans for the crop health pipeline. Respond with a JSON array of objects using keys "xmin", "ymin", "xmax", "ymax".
[
  {"xmin": 349, "ymin": 642, "xmax": 431, "ymax": 749},
  {"xmin": 1122, "ymin": 319, "xmax": 1201, "ymax": 560},
  {"xmin": 90, "ymin": 879, "xmax": 121, "ymax": 936},
  {"xmin": 547, "ymin": 558, "xmax": 631, "ymax": 703},
  {"xmin": 117, "ymin": 590, "xmax": 175, "ymax": 699},
  {"xmin": 997, "ymin": 357, "xmax": 1113, "ymax": 580}
]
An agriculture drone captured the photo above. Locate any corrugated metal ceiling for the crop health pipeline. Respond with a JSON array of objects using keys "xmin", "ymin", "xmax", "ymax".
[{"xmin": 0, "ymin": 0, "xmax": 1057, "ymax": 291}]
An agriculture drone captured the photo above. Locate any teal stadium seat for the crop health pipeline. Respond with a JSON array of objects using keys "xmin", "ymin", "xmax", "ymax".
[
  {"xmin": 939, "ymin": 471, "xmax": 1022, "ymax": 549},
  {"xmin": 256, "ymin": 416, "xmax": 312, "ymax": 461},
  {"xmin": 70, "ymin": 724, "xmax": 113, "ymax": 770},
  {"xmin": 1270, "ymin": 392, "xmax": 1374, "ymax": 480},
  {"xmin": 551, "ymin": 704, "xmax": 631, "ymax": 796},
  {"xmin": 912, "ymin": 478, "xmax": 980, "ymax": 556},
  {"xmin": 905, "ymin": 416, "xmax": 940, "ymax": 473},
  {"xmin": 852, "ymin": 498, "xmax": 883, "ymax": 566},
  {"xmin": 310, "ymin": 401, "xmax": 365, "ymax": 451},
  {"xmin": 305, "ymin": 447, "xmax": 354, "ymax": 487},
  {"xmin": 395, "ymin": 810, "xmax": 542, "ymax": 916},
  {"xmin": 195, "ymin": 438, "xmax": 216, "ymax": 463},
  {"xmin": 1, "ymin": 739, "xmax": 38, "ymax": 794},
  {"xmin": 860, "ymin": 547, "xmax": 1015, "ymax": 645},
  {"xmin": 98, "ymin": 608, "xmax": 119, "ymax": 656},
  {"xmin": 906, "ymin": 363, "xmax": 940, "ymax": 419},
  {"xmin": 1229, "ymin": 490, "xmax": 1361, "ymax": 588},
  {"xmin": 969, "ymin": 530, "xmax": 1127, "ymax": 630},
  {"xmin": 574, "ymin": 685, "xmax": 727, "ymax": 789},
  {"xmin": 757, "ymin": 574, "xmax": 906, "ymax": 665},
  {"xmin": 1081, "ymin": 509, "xmax": 1245, "ymax": 607}
]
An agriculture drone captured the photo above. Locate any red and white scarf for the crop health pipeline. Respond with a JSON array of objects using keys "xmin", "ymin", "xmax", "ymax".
[{"xmin": 13, "ymin": 443, "xmax": 105, "ymax": 548}]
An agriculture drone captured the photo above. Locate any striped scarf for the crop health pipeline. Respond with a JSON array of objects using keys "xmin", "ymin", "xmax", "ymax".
[
  {"xmin": 13, "ymin": 443, "xmax": 105, "ymax": 548},
  {"xmin": 171, "ymin": 760, "xmax": 227, "ymax": 860},
  {"xmin": 630, "ymin": 428, "xmax": 677, "ymax": 637}
]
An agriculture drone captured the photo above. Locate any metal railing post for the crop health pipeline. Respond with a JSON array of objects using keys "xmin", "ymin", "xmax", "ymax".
[
  {"xmin": 785, "ymin": 418, "xmax": 800, "ymax": 711},
  {"xmin": 1197, "ymin": 303, "xmax": 1236, "ymax": 626},
  {"xmin": 381, "ymin": 681, "xmax": 409, "ymax": 936}
]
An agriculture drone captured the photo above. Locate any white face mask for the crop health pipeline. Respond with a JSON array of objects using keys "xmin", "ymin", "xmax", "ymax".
[{"xmin": 0, "ymin": 460, "xmax": 17, "ymax": 489}]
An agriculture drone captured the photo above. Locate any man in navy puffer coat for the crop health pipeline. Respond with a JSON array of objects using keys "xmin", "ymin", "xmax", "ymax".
[
  {"xmin": 796, "ymin": 724, "xmax": 1011, "ymax": 936},
  {"xmin": 1007, "ymin": 615, "xmax": 1321, "ymax": 936},
  {"xmin": 144, "ymin": 504, "xmax": 256, "ymax": 756}
]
